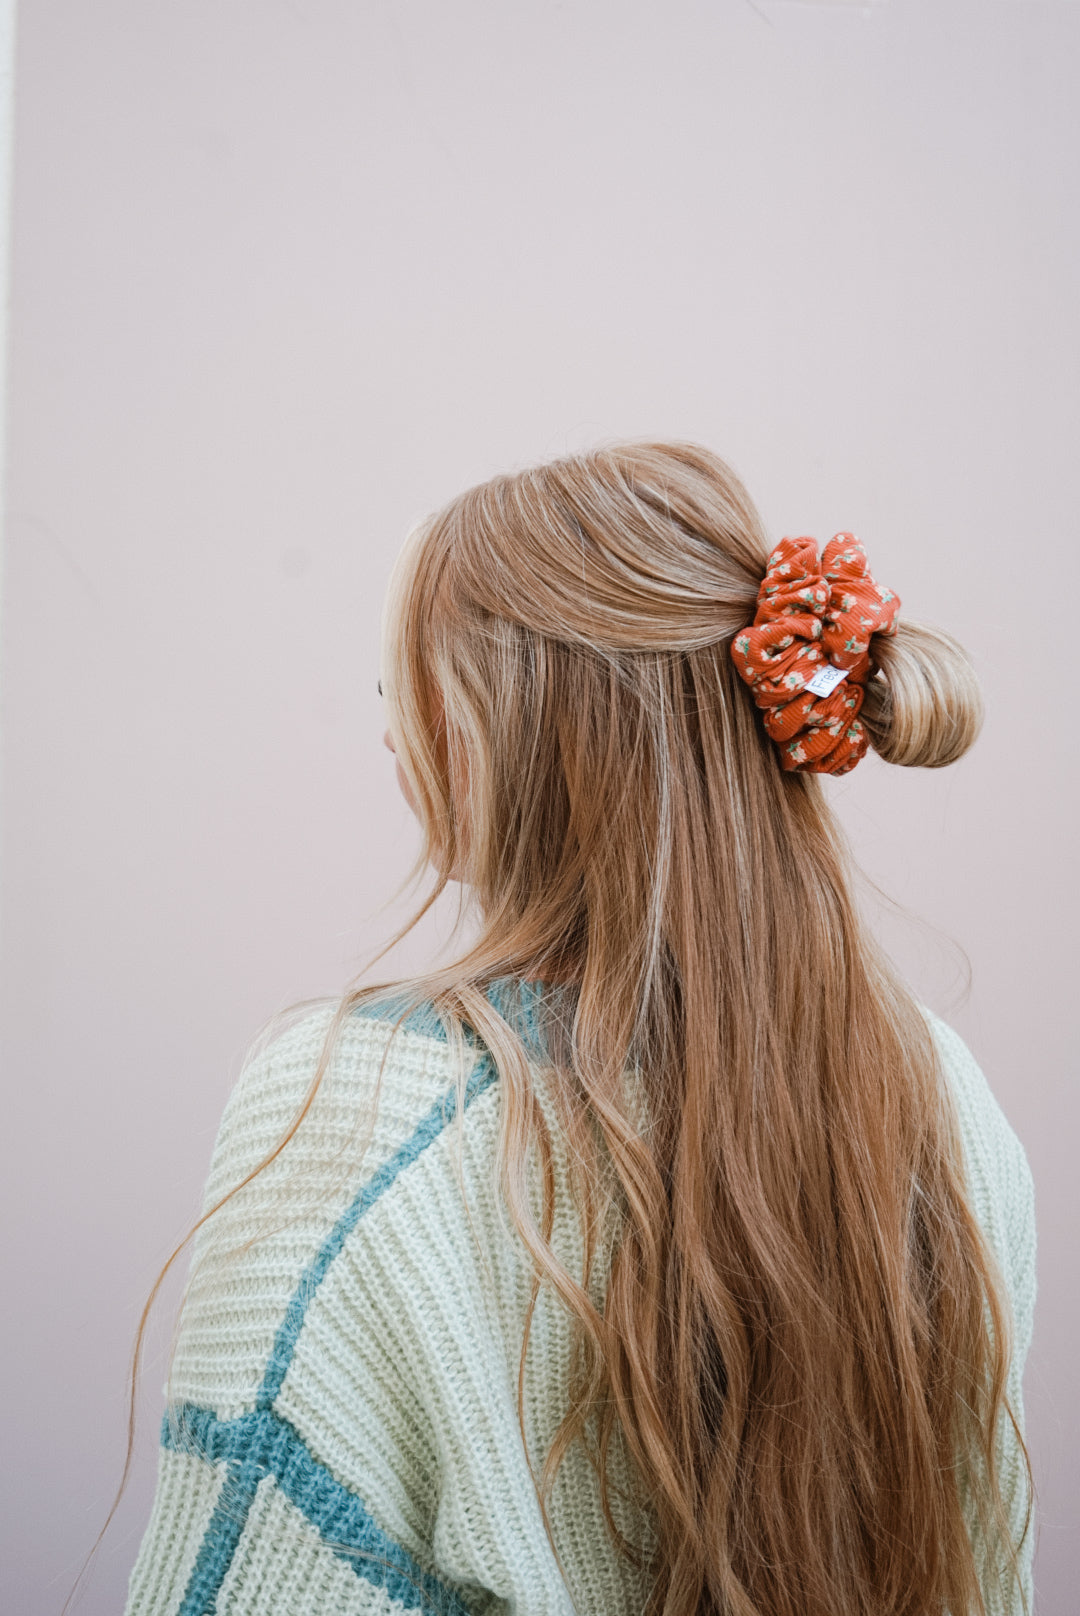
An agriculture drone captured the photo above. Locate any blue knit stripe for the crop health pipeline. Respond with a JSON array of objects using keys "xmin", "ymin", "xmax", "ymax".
[
  {"xmin": 169, "ymin": 977, "xmax": 552, "ymax": 1614},
  {"xmin": 349, "ymin": 992, "xmax": 475, "ymax": 1044},
  {"xmin": 349, "ymin": 975, "xmax": 550, "ymax": 1050},
  {"xmin": 257, "ymin": 978, "xmax": 548, "ymax": 1407},
  {"xmin": 256, "ymin": 1051, "xmax": 496, "ymax": 1409},
  {"xmin": 164, "ymin": 1404, "xmax": 475, "ymax": 1615},
  {"xmin": 173, "ymin": 1459, "xmax": 257, "ymax": 1615}
]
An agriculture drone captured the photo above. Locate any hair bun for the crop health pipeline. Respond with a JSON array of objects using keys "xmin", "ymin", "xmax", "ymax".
[{"xmin": 860, "ymin": 621, "xmax": 983, "ymax": 768}]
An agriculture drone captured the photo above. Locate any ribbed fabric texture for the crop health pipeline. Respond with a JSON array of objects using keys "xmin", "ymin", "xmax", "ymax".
[{"xmin": 126, "ymin": 982, "xmax": 1036, "ymax": 1615}]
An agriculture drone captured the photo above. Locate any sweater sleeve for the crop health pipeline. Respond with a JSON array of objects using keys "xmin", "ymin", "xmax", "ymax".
[
  {"xmin": 924, "ymin": 1012, "xmax": 1038, "ymax": 1616},
  {"xmin": 123, "ymin": 1002, "xmax": 496, "ymax": 1616}
]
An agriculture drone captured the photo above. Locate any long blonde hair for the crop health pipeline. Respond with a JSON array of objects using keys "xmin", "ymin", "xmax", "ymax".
[{"xmin": 120, "ymin": 441, "xmax": 1030, "ymax": 1616}]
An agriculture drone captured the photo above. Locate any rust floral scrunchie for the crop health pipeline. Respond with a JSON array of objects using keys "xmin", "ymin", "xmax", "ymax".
[{"xmin": 730, "ymin": 534, "xmax": 901, "ymax": 776}]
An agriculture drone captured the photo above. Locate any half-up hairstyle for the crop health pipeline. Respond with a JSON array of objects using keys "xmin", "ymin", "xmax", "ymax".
[
  {"xmin": 121, "ymin": 441, "xmax": 1029, "ymax": 1616},
  {"xmin": 369, "ymin": 441, "xmax": 1029, "ymax": 1616}
]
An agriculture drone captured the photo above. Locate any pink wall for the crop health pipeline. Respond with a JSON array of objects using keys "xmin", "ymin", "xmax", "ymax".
[{"xmin": 3, "ymin": 2, "xmax": 1077, "ymax": 1609}]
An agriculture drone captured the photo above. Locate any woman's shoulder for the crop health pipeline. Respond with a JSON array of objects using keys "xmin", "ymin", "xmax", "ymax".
[
  {"xmin": 202, "ymin": 992, "xmax": 493, "ymax": 1217},
  {"xmin": 919, "ymin": 1008, "xmax": 1037, "ymax": 1341},
  {"xmin": 920, "ymin": 1009, "xmax": 1033, "ymax": 1200},
  {"xmin": 171, "ymin": 990, "xmax": 503, "ymax": 1419}
]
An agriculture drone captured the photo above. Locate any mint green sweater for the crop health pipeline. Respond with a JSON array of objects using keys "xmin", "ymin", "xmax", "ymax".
[{"xmin": 125, "ymin": 982, "xmax": 1036, "ymax": 1615}]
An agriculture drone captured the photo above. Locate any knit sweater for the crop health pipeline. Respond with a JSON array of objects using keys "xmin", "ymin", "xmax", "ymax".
[{"xmin": 125, "ymin": 979, "xmax": 1037, "ymax": 1616}]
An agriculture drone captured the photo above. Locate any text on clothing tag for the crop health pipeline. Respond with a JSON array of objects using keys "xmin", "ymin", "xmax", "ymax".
[{"xmin": 805, "ymin": 664, "xmax": 849, "ymax": 698}]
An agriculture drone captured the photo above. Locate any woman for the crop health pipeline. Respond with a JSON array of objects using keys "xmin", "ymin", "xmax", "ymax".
[{"xmin": 125, "ymin": 442, "xmax": 1035, "ymax": 1615}]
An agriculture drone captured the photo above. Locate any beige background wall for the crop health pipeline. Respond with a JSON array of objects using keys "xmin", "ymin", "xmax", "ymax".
[{"xmin": 2, "ymin": 1, "xmax": 1077, "ymax": 1609}]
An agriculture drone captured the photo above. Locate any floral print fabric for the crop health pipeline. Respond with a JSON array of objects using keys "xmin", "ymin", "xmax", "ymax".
[{"xmin": 730, "ymin": 534, "xmax": 900, "ymax": 776}]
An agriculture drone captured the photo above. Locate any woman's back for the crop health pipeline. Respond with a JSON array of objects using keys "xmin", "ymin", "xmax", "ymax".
[
  {"xmin": 126, "ymin": 979, "xmax": 1035, "ymax": 1616},
  {"xmin": 123, "ymin": 441, "xmax": 1035, "ymax": 1614}
]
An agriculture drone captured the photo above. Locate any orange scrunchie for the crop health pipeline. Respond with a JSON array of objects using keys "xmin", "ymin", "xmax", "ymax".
[{"xmin": 730, "ymin": 534, "xmax": 900, "ymax": 776}]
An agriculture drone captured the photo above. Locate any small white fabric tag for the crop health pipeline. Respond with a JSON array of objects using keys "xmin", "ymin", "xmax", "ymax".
[{"xmin": 804, "ymin": 664, "xmax": 848, "ymax": 698}]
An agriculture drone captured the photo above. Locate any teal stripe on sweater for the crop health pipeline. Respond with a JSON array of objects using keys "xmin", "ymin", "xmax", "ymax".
[
  {"xmin": 169, "ymin": 979, "xmax": 550, "ymax": 1614},
  {"xmin": 257, "ymin": 1048, "xmax": 496, "ymax": 1408},
  {"xmin": 164, "ymin": 1403, "xmax": 476, "ymax": 1615},
  {"xmin": 257, "ymin": 975, "xmax": 548, "ymax": 1408}
]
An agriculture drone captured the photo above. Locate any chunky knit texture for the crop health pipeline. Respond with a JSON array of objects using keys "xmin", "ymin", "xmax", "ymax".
[{"xmin": 126, "ymin": 980, "xmax": 1036, "ymax": 1615}]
